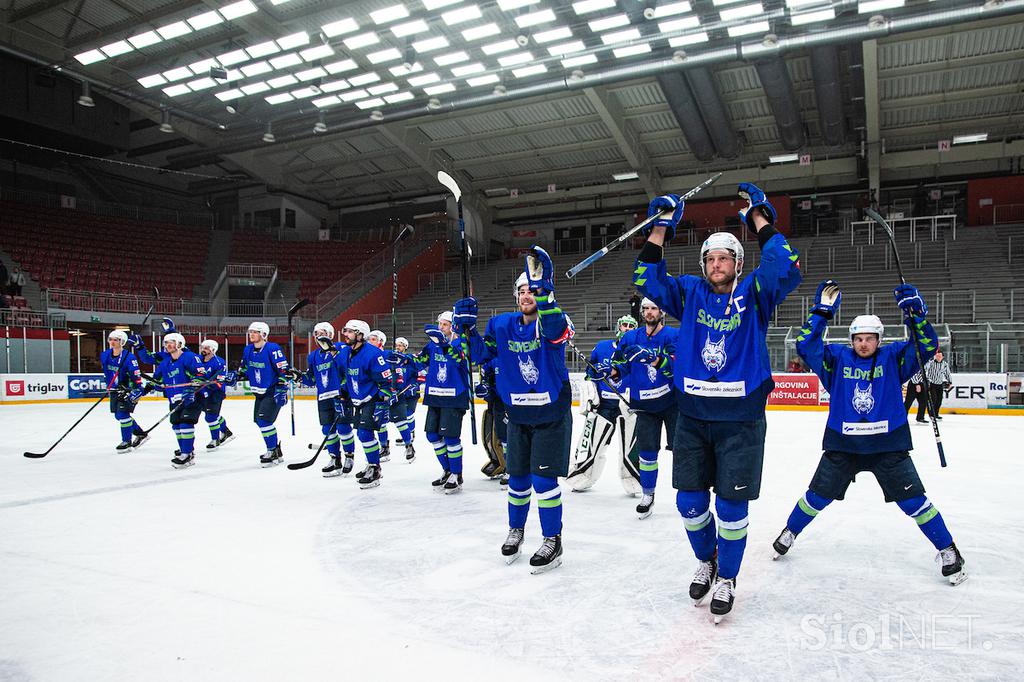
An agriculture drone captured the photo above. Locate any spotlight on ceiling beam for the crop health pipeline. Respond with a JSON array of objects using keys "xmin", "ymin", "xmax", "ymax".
[
  {"xmin": 77, "ymin": 81, "xmax": 95, "ymax": 107},
  {"xmin": 262, "ymin": 122, "xmax": 276, "ymax": 143},
  {"xmin": 159, "ymin": 109, "xmax": 174, "ymax": 133}
]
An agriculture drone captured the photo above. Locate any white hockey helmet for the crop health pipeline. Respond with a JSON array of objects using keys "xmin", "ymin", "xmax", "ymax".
[
  {"xmin": 248, "ymin": 321, "xmax": 270, "ymax": 339},
  {"xmin": 849, "ymin": 314, "xmax": 884, "ymax": 340},
  {"xmin": 437, "ymin": 311, "xmax": 453, "ymax": 325},
  {"xmin": 313, "ymin": 321, "xmax": 335, "ymax": 339},
  {"xmin": 164, "ymin": 332, "xmax": 186, "ymax": 351},
  {"xmin": 108, "ymin": 330, "xmax": 128, "ymax": 345},
  {"xmin": 640, "ymin": 297, "xmax": 660, "ymax": 310},
  {"xmin": 700, "ymin": 232, "xmax": 745, "ymax": 277},
  {"xmin": 200, "ymin": 338, "xmax": 219, "ymax": 354},
  {"xmin": 395, "ymin": 336, "xmax": 409, "ymax": 349},
  {"xmin": 369, "ymin": 329, "xmax": 387, "ymax": 346},
  {"xmin": 514, "ymin": 272, "xmax": 529, "ymax": 302},
  {"xmin": 343, "ymin": 319, "xmax": 370, "ymax": 339}
]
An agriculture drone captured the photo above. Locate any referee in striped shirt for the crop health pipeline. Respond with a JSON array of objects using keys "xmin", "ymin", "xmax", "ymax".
[{"xmin": 908, "ymin": 349, "xmax": 953, "ymax": 422}]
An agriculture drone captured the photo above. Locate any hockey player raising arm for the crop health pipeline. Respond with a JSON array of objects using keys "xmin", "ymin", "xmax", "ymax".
[
  {"xmin": 101, "ymin": 330, "xmax": 148, "ymax": 452},
  {"xmin": 220, "ymin": 322, "xmax": 291, "ymax": 467},
  {"xmin": 148, "ymin": 333, "xmax": 204, "ymax": 469},
  {"xmin": 455, "ymin": 246, "xmax": 574, "ymax": 574},
  {"xmin": 634, "ymin": 182, "xmax": 802, "ymax": 622},
  {"xmin": 771, "ymin": 280, "xmax": 966, "ymax": 585}
]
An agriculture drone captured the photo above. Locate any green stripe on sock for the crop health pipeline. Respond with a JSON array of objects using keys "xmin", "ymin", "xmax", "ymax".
[
  {"xmin": 719, "ymin": 527, "xmax": 748, "ymax": 541},
  {"xmin": 537, "ymin": 498, "xmax": 562, "ymax": 508},
  {"xmin": 798, "ymin": 497, "xmax": 820, "ymax": 517},
  {"xmin": 639, "ymin": 461, "xmax": 658, "ymax": 472},
  {"xmin": 915, "ymin": 506, "xmax": 938, "ymax": 525},
  {"xmin": 684, "ymin": 517, "xmax": 711, "ymax": 532},
  {"xmin": 508, "ymin": 495, "xmax": 531, "ymax": 506}
]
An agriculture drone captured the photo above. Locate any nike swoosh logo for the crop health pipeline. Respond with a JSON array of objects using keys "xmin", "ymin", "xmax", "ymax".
[
  {"xmin": 734, "ymin": 485, "xmax": 747, "ymax": 491},
  {"xmin": 904, "ymin": 484, "xmax": 913, "ymax": 490},
  {"xmin": 539, "ymin": 465, "xmax": 550, "ymax": 470}
]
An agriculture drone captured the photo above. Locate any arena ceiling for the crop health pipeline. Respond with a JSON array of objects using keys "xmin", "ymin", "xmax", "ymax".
[{"xmin": 2, "ymin": 0, "xmax": 1023, "ymax": 220}]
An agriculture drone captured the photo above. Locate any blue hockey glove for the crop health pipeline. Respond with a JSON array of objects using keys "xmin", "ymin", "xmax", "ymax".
[
  {"xmin": 525, "ymin": 245, "xmax": 555, "ymax": 296},
  {"xmin": 622, "ymin": 344, "xmax": 659, "ymax": 365},
  {"xmin": 273, "ymin": 383, "xmax": 288, "ymax": 407},
  {"xmin": 372, "ymin": 400, "xmax": 390, "ymax": 428},
  {"xmin": 424, "ymin": 324, "xmax": 448, "ymax": 347},
  {"xmin": 589, "ymin": 360, "xmax": 613, "ymax": 381},
  {"xmin": 645, "ymin": 193, "xmax": 684, "ymax": 241},
  {"xmin": 126, "ymin": 386, "xmax": 145, "ymax": 405},
  {"xmin": 180, "ymin": 388, "xmax": 197, "ymax": 406},
  {"xmin": 811, "ymin": 279, "xmax": 842, "ymax": 319},
  {"xmin": 737, "ymin": 182, "xmax": 777, "ymax": 230},
  {"xmin": 453, "ymin": 296, "xmax": 479, "ymax": 332},
  {"xmin": 283, "ymin": 368, "xmax": 303, "ymax": 382},
  {"xmin": 894, "ymin": 283, "xmax": 927, "ymax": 316},
  {"xmin": 220, "ymin": 371, "xmax": 238, "ymax": 386},
  {"xmin": 474, "ymin": 381, "xmax": 489, "ymax": 400},
  {"xmin": 385, "ymin": 351, "xmax": 412, "ymax": 365},
  {"xmin": 160, "ymin": 317, "xmax": 177, "ymax": 334},
  {"xmin": 125, "ymin": 333, "xmax": 144, "ymax": 350}
]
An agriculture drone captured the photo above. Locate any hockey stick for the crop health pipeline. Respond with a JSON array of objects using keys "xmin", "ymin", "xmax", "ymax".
[
  {"xmin": 437, "ymin": 170, "xmax": 478, "ymax": 445},
  {"xmin": 391, "ymin": 224, "xmax": 415, "ymax": 350},
  {"xmin": 287, "ymin": 298, "xmax": 311, "ymax": 436},
  {"xmin": 24, "ymin": 286, "xmax": 160, "ymax": 459},
  {"xmin": 136, "ymin": 379, "xmax": 221, "ymax": 437},
  {"xmin": 565, "ymin": 338, "xmax": 637, "ymax": 414},
  {"xmin": 287, "ymin": 410, "xmax": 345, "ymax": 470},
  {"xmin": 565, "ymin": 172, "xmax": 723, "ymax": 279},
  {"xmin": 864, "ymin": 208, "xmax": 947, "ymax": 468}
]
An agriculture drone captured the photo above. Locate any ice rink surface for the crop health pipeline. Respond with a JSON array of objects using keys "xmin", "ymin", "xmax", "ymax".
[{"xmin": 1, "ymin": 399, "xmax": 1022, "ymax": 681}]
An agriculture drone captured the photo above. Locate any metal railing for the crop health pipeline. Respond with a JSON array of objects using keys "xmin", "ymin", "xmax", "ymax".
[
  {"xmin": 0, "ymin": 185, "xmax": 215, "ymax": 228},
  {"xmin": 45, "ymin": 288, "xmax": 296, "ymax": 319},
  {"xmin": 994, "ymin": 203, "xmax": 1024, "ymax": 225},
  {"xmin": 0, "ymin": 309, "xmax": 67, "ymax": 328},
  {"xmin": 848, "ymin": 214, "xmax": 957, "ymax": 245},
  {"xmin": 226, "ymin": 263, "xmax": 277, "ymax": 279}
]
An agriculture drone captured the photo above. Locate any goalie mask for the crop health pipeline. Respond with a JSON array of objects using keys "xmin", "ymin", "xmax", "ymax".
[{"xmin": 616, "ymin": 314, "xmax": 638, "ymax": 339}]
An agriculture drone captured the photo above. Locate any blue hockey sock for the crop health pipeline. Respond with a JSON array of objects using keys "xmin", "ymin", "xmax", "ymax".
[
  {"xmin": 337, "ymin": 424, "xmax": 356, "ymax": 454},
  {"xmin": 638, "ymin": 449, "xmax": 659, "ymax": 494},
  {"xmin": 115, "ymin": 410, "xmax": 134, "ymax": 442},
  {"xmin": 377, "ymin": 430, "xmax": 388, "ymax": 446},
  {"xmin": 787, "ymin": 489, "xmax": 833, "ymax": 535},
  {"xmin": 507, "ymin": 474, "xmax": 532, "ymax": 529},
  {"xmin": 206, "ymin": 414, "xmax": 223, "ymax": 440},
  {"xmin": 532, "ymin": 473, "xmax": 562, "ymax": 537},
  {"xmin": 397, "ymin": 419, "xmax": 413, "ymax": 445},
  {"xmin": 426, "ymin": 432, "xmax": 447, "ymax": 471},
  {"xmin": 174, "ymin": 423, "xmax": 195, "ymax": 455},
  {"xmin": 358, "ymin": 428, "xmax": 380, "ymax": 465},
  {"xmin": 676, "ymin": 490, "xmax": 716, "ymax": 561},
  {"xmin": 323, "ymin": 423, "xmax": 340, "ymax": 456},
  {"xmin": 897, "ymin": 495, "xmax": 954, "ymax": 550},
  {"xmin": 256, "ymin": 418, "xmax": 277, "ymax": 449},
  {"xmin": 715, "ymin": 497, "xmax": 749, "ymax": 580},
  {"xmin": 444, "ymin": 437, "xmax": 463, "ymax": 475}
]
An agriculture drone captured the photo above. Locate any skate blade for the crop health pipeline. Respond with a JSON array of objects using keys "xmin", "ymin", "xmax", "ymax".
[
  {"xmin": 220, "ymin": 434, "xmax": 236, "ymax": 445},
  {"xmin": 530, "ymin": 557, "xmax": 563, "ymax": 575},
  {"xmin": 948, "ymin": 569, "xmax": 968, "ymax": 586},
  {"xmin": 637, "ymin": 510, "xmax": 653, "ymax": 520},
  {"xmin": 358, "ymin": 480, "xmax": 382, "ymax": 490},
  {"xmin": 379, "ymin": 456, "xmax": 391, "ymax": 463},
  {"xmin": 443, "ymin": 486, "xmax": 462, "ymax": 495},
  {"xmin": 406, "ymin": 455, "xmax": 416, "ymax": 463},
  {"xmin": 171, "ymin": 461, "xmax": 195, "ymax": 470},
  {"xmin": 503, "ymin": 550, "xmax": 521, "ymax": 565},
  {"xmin": 713, "ymin": 614, "xmax": 725, "ymax": 625},
  {"xmin": 692, "ymin": 593, "xmax": 710, "ymax": 608},
  {"xmin": 322, "ymin": 471, "xmax": 342, "ymax": 478},
  {"xmin": 260, "ymin": 460, "xmax": 282, "ymax": 468}
]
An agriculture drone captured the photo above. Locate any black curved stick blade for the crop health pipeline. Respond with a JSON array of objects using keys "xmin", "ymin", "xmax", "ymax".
[{"xmin": 24, "ymin": 451, "xmax": 47, "ymax": 458}]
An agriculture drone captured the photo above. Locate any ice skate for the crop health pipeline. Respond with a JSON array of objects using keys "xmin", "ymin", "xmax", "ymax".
[
  {"xmin": 130, "ymin": 432, "xmax": 149, "ymax": 450},
  {"xmin": 636, "ymin": 492, "xmax": 655, "ymax": 520},
  {"xmin": 501, "ymin": 527, "xmax": 525, "ymax": 565},
  {"xmin": 379, "ymin": 443, "xmax": 391, "ymax": 463},
  {"xmin": 260, "ymin": 444, "xmax": 283, "ymax": 468},
  {"xmin": 340, "ymin": 456, "xmax": 355, "ymax": 476},
  {"xmin": 171, "ymin": 451, "xmax": 195, "ymax": 469},
  {"xmin": 938, "ymin": 543, "xmax": 967, "ymax": 585},
  {"xmin": 709, "ymin": 578, "xmax": 736, "ymax": 624},
  {"xmin": 205, "ymin": 439, "xmax": 219, "ymax": 451},
  {"xmin": 431, "ymin": 471, "xmax": 450, "ymax": 492},
  {"xmin": 322, "ymin": 455, "xmax": 343, "ymax": 478},
  {"xmin": 442, "ymin": 472, "xmax": 463, "ymax": 495},
  {"xmin": 404, "ymin": 443, "xmax": 416, "ymax": 463},
  {"xmin": 115, "ymin": 441, "xmax": 133, "ymax": 453},
  {"xmin": 357, "ymin": 463, "xmax": 382, "ymax": 489},
  {"xmin": 690, "ymin": 553, "xmax": 718, "ymax": 605},
  {"xmin": 217, "ymin": 427, "xmax": 235, "ymax": 446},
  {"xmin": 772, "ymin": 528, "xmax": 796, "ymax": 559},
  {"xmin": 499, "ymin": 473, "xmax": 509, "ymax": 490},
  {"xmin": 529, "ymin": 535, "xmax": 563, "ymax": 574}
]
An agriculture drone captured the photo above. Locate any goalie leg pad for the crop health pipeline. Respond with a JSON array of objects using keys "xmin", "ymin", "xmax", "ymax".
[
  {"xmin": 618, "ymin": 409, "xmax": 642, "ymax": 496},
  {"xmin": 566, "ymin": 411, "xmax": 616, "ymax": 492}
]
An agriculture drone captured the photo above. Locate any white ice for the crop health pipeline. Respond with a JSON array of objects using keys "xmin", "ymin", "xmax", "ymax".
[{"xmin": 1, "ymin": 400, "xmax": 1022, "ymax": 681}]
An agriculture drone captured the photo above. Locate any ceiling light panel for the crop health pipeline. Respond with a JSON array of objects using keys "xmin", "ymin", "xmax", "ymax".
[
  {"xmin": 343, "ymin": 32, "xmax": 380, "ymax": 49},
  {"xmin": 727, "ymin": 21, "xmax": 768, "ymax": 36},
  {"xmin": 462, "ymin": 23, "xmax": 500, "ymax": 40},
  {"xmin": 270, "ymin": 53, "xmax": 303, "ymax": 69},
  {"xmin": 162, "ymin": 83, "xmax": 191, "ymax": 97},
  {"xmin": 613, "ymin": 44, "xmax": 650, "ymax": 58},
  {"xmin": 349, "ymin": 72, "xmax": 381, "ymax": 86},
  {"xmin": 75, "ymin": 49, "xmax": 105, "ymax": 64},
  {"xmin": 216, "ymin": 88, "xmax": 244, "ymax": 100},
  {"xmin": 588, "ymin": 14, "xmax": 630, "ymax": 31},
  {"xmin": 325, "ymin": 59, "xmax": 358, "ymax": 73},
  {"xmin": 482, "ymin": 39, "xmax": 519, "ymax": 54},
  {"xmin": 659, "ymin": 16, "xmax": 700, "ymax": 32},
  {"xmin": 413, "ymin": 36, "xmax": 449, "ymax": 52},
  {"xmin": 408, "ymin": 72, "xmax": 441, "ymax": 86},
  {"xmin": 562, "ymin": 53, "xmax": 597, "ymax": 67},
  {"xmin": 370, "ymin": 4, "xmax": 409, "ymax": 24},
  {"xmin": 669, "ymin": 32, "xmax": 709, "ymax": 45},
  {"xmin": 368, "ymin": 82, "xmax": 399, "ymax": 95},
  {"xmin": 423, "ymin": 83, "xmax": 456, "ymax": 95},
  {"xmin": 268, "ymin": 74, "xmax": 299, "ymax": 88},
  {"xmin": 496, "ymin": 0, "xmax": 539, "ymax": 9},
  {"xmin": 572, "ymin": 0, "xmax": 615, "ymax": 14},
  {"xmin": 240, "ymin": 81, "xmax": 270, "ymax": 94},
  {"xmin": 246, "ymin": 40, "xmax": 280, "ymax": 58},
  {"xmin": 301, "ymin": 45, "xmax": 335, "ymax": 61},
  {"xmin": 99, "ymin": 40, "xmax": 133, "ymax": 57},
  {"xmin": 322, "ymin": 18, "xmax": 359, "ymax": 36},
  {"xmin": 384, "ymin": 91, "xmax": 414, "ymax": 103},
  {"xmin": 434, "ymin": 51, "xmax": 469, "ymax": 66},
  {"xmin": 497, "ymin": 51, "xmax": 533, "ymax": 66},
  {"xmin": 547, "ymin": 40, "xmax": 585, "ymax": 55},
  {"xmin": 297, "ymin": 66, "xmax": 328, "ymax": 80},
  {"xmin": 187, "ymin": 77, "xmax": 217, "ymax": 90},
  {"xmin": 355, "ymin": 97, "xmax": 385, "ymax": 109},
  {"xmin": 858, "ymin": 0, "xmax": 904, "ymax": 11},
  {"xmin": 292, "ymin": 86, "xmax": 323, "ymax": 98},
  {"xmin": 218, "ymin": 49, "xmax": 249, "ymax": 65},
  {"xmin": 137, "ymin": 74, "xmax": 167, "ymax": 88},
  {"xmin": 128, "ymin": 31, "xmax": 161, "ymax": 49},
  {"xmin": 187, "ymin": 10, "xmax": 223, "ymax": 30},
  {"xmin": 601, "ymin": 28, "xmax": 640, "ymax": 44},
  {"xmin": 156, "ymin": 21, "xmax": 192, "ymax": 39},
  {"xmin": 390, "ymin": 62, "xmax": 423, "ymax": 76},
  {"xmin": 451, "ymin": 62, "xmax": 485, "ymax": 76},
  {"xmin": 321, "ymin": 79, "xmax": 350, "ymax": 92},
  {"xmin": 219, "ymin": 0, "xmax": 258, "ymax": 21},
  {"xmin": 276, "ymin": 32, "xmax": 309, "ymax": 50},
  {"xmin": 313, "ymin": 95, "xmax": 341, "ymax": 107},
  {"xmin": 368, "ymin": 47, "xmax": 402, "ymax": 63},
  {"xmin": 467, "ymin": 74, "xmax": 500, "ymax": 86},
  {"xmin": 720, "ymin": 3, "xmax": 763, "ymax": 21},
  {"xmin": 443, "ymin": 5, "xmax": 482, "ymax": 25},
  {"xmin": 653, "ymin": 1, "xmax": 692, "ymax": 17},
  {"xmin": 265, "ymin": 93, "xmax": 294, "ymax": 104},
  {"xmin": 533, "ymin": 26, "xmax": 572, "ymax": 43},
  {"xmin": 392, "ymin": 19, "xmax": 429, "ymax": 36},
  {"xmin": 340, "ymin": 89, "xmax": 369, "ymax": 101},
  {"xmin": 515, "ymin": 8, "xmax": 556, "ymax": 28},
  {"xmin": 423, "ymin": 0, "xmax": 461, "ymax": 8},
  {"xmin": 512, "ymin": 64, "xmax": 546, "ymax": 77},
  {"xmin": 790, "ymin": 7, "xmax": 835, "ymax": 24},
  {"xmin": 240, "ymin": 61, "xmax": 272, "ymax": 77},
  {"xmin": 162, "ymin": 66, "xmax": 193, "ymax": 81},
  {"xmin": 188, "ymin": 58, "xmax": 218, "ymax": 73}
]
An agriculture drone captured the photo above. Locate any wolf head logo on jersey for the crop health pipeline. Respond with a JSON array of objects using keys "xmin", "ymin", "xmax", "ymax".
[
  {"xmin": 254, "ymin": 369, "xmax": 262, "ymax": 385},
  {"xmin": 701, "ymin": 335, "xmax": 727, "ymax": 372},
  {"xmin": 518, "ymin": 355, "xmax": 540, "ymax": 385},
  {"xmin": 852, "ymin": 383, "xmax": 875, "ymax": 414},
  {"xmin": 351, "ymin": 378, "xmax": 360, "ymax": 395},
  {"xmin": 646, "ymin": 362, "xmax": 659, "ymax": 384},
  {"xmin": 319, "ymin": 371, "xmax": 329, "ymax": 389},
  {"xmin": 436, "ymin": 361, "xmax": 448, "ymax": 384}
]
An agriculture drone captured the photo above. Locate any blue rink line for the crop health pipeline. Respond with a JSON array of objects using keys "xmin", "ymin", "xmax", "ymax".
[{"xmin": 0, "ymin": 463, "xmax": 256, "ymax": 510}]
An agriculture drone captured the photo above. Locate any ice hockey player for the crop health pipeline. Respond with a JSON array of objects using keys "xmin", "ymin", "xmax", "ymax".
[
  {"xmin": 610, "ymin": 300, "xmax": 678, "ymax": 519},
  {"xmin": 194, "ymin": 339, "xmax": 234, "ymax": 450},
  {"xmin": 286, "ymin": 322, "xmax": 356, "ymax": 477},
  {"xmin": 330, "ymin": 319, "xmax": 396, "ymax": 489},
  {"xmin": 771, "ymin": 280, "xmax": 966, "ymax": 585},
  {"xmin": 391, "ymin": 336, "xmax": 418, "ymax": 462},
  {"xmin": 408, "ymin": 310, "xmax": 470, "ymax": 493},
  {"xmin": 147, "ymin": 333, "xmax": 204, "ymax": 468},
  {"xmin": 101, "ymin": 329, "xmax": 148, "ymax": 452},
  {"xmin": 367, "ymin": 329, "xmax": 393, "ymax": 462},
  {"xmin": 221, "ymin": 321, "xmax": 291, "ymax": 467},
  {"xmin": 457, "ymin": 246, "xmax": 574, "ymax": 574},
  {"xmin": 634, "ymin": 183, "xmax": 802, "ymax": 621},
  {"xmin": 565, "ymin": 314, "xmax": 637, "ymax": 492}
]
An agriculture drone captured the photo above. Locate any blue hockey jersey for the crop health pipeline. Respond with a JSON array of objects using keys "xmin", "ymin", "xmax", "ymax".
[
  {"xmin": 100, "ymin": 348, "xmax": 143, "ymax": 391},
  {"xmin": 635, "ymin": 229, "xmax": 801, "ymax": 421},
  {"xmin": 195, "ymin": 353, "xmax": 227, "ymax": 398},
  {"xmin": 240, "ymin": 342, "xmax": 289, "ymax": 395},
  {"xmin": 412, "ymin": 337, "xmax": 470, "ymax": 409},
  {"xmin": 797, "ymin": 310, "xmax": 938, "ymax": 454},
  {"xmin": 152, "ymin": 351, "xmax": 202, "ymax": 403},
  {"xmin": 332, "ymin": 342, "xmax": 391, "ymax": 405},
  {"xmin": 588, "ymin": 338, "xmax": 625, "ymax": 402},
  {"xmin": 301, "ymin": 344, "xmax": 344, "ymax": 400},
  {"xmin": 613, "ymin": 325, "xmax": 678, "ymax": 412}
]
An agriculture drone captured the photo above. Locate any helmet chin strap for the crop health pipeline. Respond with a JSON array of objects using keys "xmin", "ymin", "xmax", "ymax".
[{"xmin": 723, "ymin": 275, "xmax": 739, "ymax": 316}]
